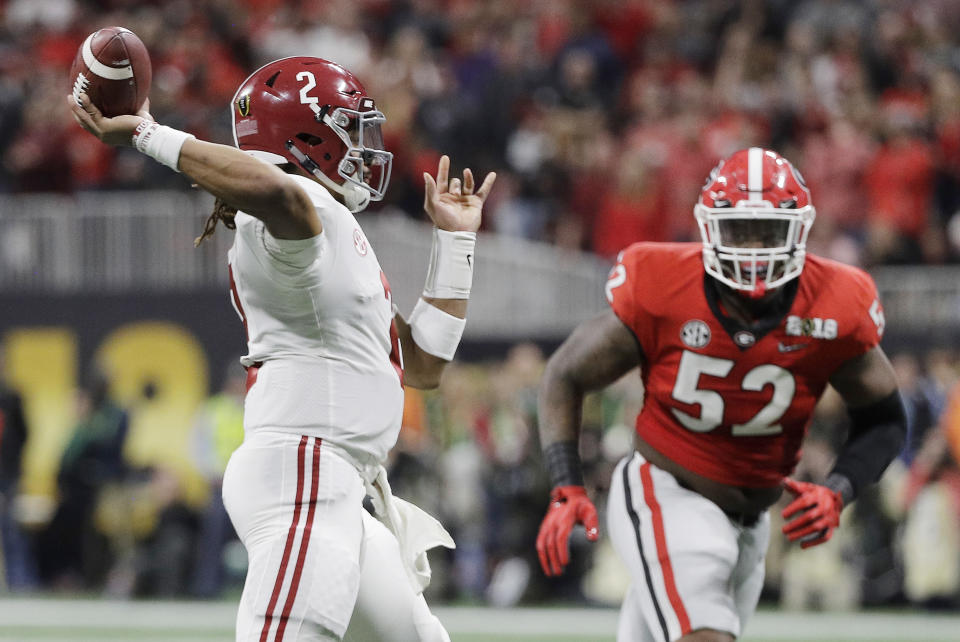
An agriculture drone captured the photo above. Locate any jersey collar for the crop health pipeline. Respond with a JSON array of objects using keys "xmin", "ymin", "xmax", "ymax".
[{"xmin": 703, "ymin": 274, "xmax": 799, "ymax": 350}]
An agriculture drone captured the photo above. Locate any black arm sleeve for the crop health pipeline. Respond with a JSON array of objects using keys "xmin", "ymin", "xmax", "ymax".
[
  {"xmin": 543, "ymin": 441, "xmax": 585, "ymax": 488},
  {"xmin": 829, "ymin": 390, "xmax": 907, "ymax": 503}
]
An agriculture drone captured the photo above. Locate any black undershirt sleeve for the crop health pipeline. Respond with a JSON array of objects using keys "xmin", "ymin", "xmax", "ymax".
[
  {"xmin": 828, "ymin": 390, "xmax": 907, "ymax": 504},
  {"xmin": 544, "ymin": 441, "xmax": 585, "ymax": 488}
]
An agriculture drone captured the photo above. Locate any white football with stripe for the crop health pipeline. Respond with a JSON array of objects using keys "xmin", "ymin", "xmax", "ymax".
[{"xmin": 70, "ymin": 26, "xmax": 151, "ymax": 117}]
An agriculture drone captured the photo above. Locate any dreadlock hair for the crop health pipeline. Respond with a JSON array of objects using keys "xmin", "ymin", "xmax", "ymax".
[{"xmin": 194, "ymin": 198, "xmax": 237, "ymax": 246}]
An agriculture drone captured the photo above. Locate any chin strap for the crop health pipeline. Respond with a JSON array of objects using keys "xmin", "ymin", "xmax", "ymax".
[
  {"xmin": 342, "ymin": 182, "xmax": 371, "ymax": 212},
  {"xmin": 285, "ymin": 140, "xmax": 371, "ymax": 212}
]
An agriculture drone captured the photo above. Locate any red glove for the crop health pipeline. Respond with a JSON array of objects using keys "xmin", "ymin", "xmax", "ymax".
[
  {"xmin": 536, "ymin": 485, "xmax": 599, "ymax": 577},
  {"xmin": 781, "ymin": 478, "xmax": 844, "ymax": 549}
]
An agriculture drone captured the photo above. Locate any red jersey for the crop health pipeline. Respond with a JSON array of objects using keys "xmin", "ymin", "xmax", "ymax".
[{"xmin": 606, "ymin": 243, "xmax": 884, "ymax": 487}]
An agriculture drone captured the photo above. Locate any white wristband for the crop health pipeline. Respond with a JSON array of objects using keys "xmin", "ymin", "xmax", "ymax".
[
  {"xmin": 132, "ymin": 121, "xmax": 194, "ymax": 172},
  {"xmin": 423, "ymin": 228, "xmax": 475, "ymax": 299},
  {"xmin": 408, "ymin": 298, "xmax": 466, "ymax": 361}
]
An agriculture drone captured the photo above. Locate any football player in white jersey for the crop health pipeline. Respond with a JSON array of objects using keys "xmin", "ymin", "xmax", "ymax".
[{"xmin": 68, "ymin": 56, "xmax": 495, "ymax": 642}]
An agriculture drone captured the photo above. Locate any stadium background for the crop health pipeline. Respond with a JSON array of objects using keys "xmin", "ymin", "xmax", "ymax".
[{"xmin": 2, "ymin": 0, "xmax": 960, "ymax": 640}]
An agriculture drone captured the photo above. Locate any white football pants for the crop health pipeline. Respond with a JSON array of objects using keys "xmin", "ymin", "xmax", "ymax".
[
  {"xmin": 607, "ymin": 452, "xmax": 770, "ymax": 642},
  {"xmin": 222, "ymin": 430, "xmax": 449, "ymax": 642}
]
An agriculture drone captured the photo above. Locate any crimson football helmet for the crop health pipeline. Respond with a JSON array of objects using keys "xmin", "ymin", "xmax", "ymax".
[
  {"xmin": 231, "ymin": 57, "xmax": 392, "ymax": 212},
  {"xmin": 694, "ymin": 147, "xmax": 815, "ymax": 298}
]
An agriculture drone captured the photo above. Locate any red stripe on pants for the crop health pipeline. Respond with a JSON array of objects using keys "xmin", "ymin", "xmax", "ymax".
[
  {"xmin": 639, "ymin": 462, "xmax": 692, "ymax": 635},
  {"xmin": 259, "ymin": 436, "xmax": 309, "ymax": 642},
  {"xmin": 274, "ymin": 438, "xmax": 322, "ymax": 641}
]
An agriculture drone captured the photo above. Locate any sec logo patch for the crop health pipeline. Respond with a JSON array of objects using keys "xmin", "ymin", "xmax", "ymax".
[{"xmin": 680, "ymin": 320, "xmax": 711, "ymax": 348}]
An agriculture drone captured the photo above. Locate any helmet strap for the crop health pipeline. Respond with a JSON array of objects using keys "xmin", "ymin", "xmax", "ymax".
[{"xmin": 285, "ymin": 140, "xmax": 370, "ymax": 212}]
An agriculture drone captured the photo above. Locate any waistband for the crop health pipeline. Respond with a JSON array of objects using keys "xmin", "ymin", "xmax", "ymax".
[
  {"xmin": 673, "ymin": 475, "xmax": 763, "ymax": 528},
  {"xmin": 242, "ymin": 427, "xmax": 383, "ymax": 484}
]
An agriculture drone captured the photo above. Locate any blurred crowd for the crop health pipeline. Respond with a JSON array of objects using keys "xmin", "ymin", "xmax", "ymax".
[
  {"xmin": 4, "ymin": 342, "xmax": 960, "ymax": 614},
  {"xmin": 4, "ymin": 0, "xmax": 960, "ymax": 265},
  {"xmin": 0, "ymin": 358, "xmax": 248, "ymax": 597}
]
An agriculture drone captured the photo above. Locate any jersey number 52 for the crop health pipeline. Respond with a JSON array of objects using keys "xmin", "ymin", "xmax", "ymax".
[{"xmin": 670, "ymin": 350, "xmax": 796, "ymax": 436}]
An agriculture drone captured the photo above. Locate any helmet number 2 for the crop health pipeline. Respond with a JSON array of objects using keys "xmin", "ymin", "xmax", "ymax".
[
  {"xmin": 670, "ymin": 350, "xmax": 795, "ymax": 436},
  {"xmin": 296, "ymin": 71, "xmax": 318, "ymax": 105}
]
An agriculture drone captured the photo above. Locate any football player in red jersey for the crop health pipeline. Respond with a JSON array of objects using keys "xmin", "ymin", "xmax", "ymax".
[{"xmin": 537, "ymin": 148, "xmax": 906, "ymax": 642}]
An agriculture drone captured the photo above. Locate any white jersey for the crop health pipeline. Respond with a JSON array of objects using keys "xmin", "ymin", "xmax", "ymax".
[{"xmin": 227, "ymin": 174, "xmax": 404, "ymax": 465}]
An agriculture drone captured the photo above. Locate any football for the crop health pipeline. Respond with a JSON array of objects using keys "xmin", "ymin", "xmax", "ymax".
[{"xmin": 70, "ymin": 26, "xmax": 152, "ymax": 117}]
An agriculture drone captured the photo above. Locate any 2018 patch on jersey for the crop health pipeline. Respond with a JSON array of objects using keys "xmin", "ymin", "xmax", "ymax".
[{"xmin": 606, "ymin": 242, "xmax": 884, "ymax": 486}]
